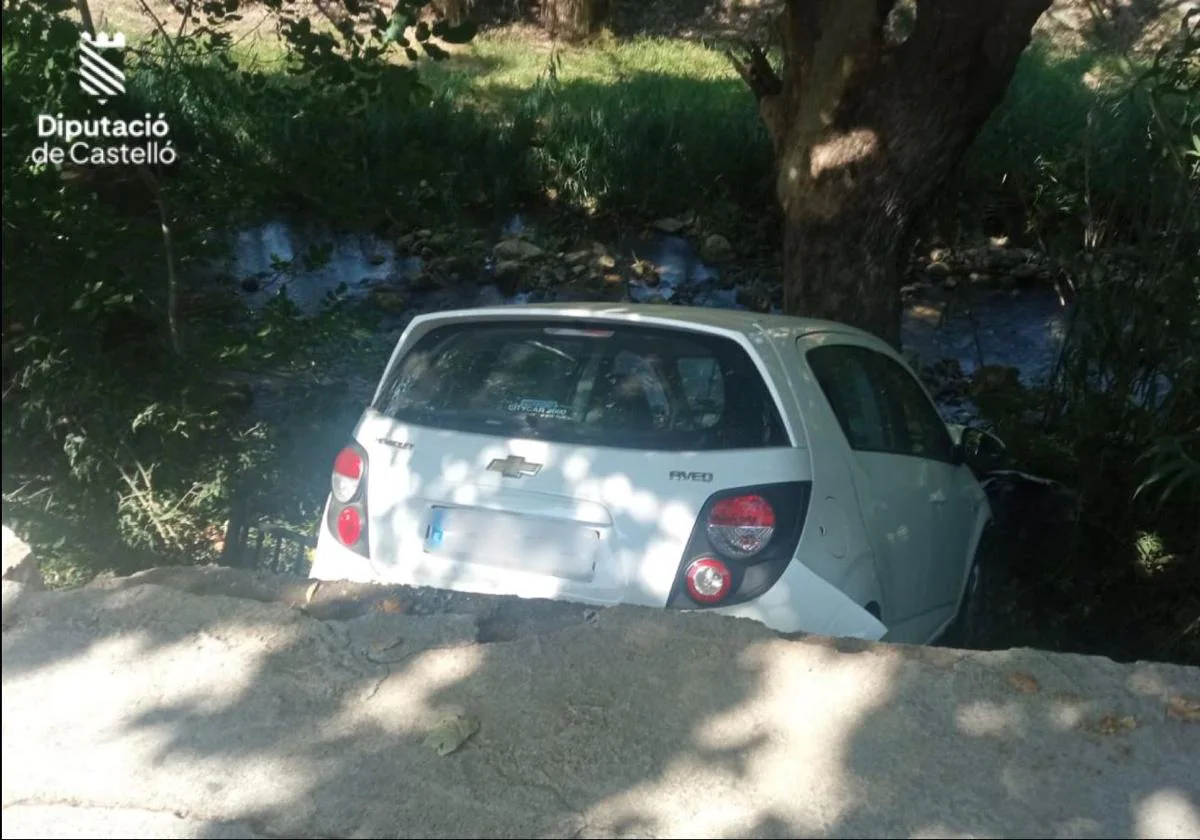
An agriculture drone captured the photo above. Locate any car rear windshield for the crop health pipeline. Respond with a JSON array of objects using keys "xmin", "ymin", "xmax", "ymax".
[{"xmin": 372, "ymin": 319, "xmax": 791, "ymax": 451}]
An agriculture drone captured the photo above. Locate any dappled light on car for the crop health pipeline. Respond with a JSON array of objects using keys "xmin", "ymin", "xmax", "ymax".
[
  {"xmin": 562, "ymin": 452, "xmax": 591, "ymax": 481},
  {"xmin": 1134, "ymin": 789, "xmax": 1200, "ymax": 839}
]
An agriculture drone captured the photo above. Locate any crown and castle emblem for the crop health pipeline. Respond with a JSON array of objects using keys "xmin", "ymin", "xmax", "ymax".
[{"xmin": 78, "ymin": 31, "xmax": 127, "ymax": 104}]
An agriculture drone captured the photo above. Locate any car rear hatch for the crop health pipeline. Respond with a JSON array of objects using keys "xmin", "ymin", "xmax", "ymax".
[{"xmin": 342, "ymin": 313, "xmax": 810, "ymax": 608}]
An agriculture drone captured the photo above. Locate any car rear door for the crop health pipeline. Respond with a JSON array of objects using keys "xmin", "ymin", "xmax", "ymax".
[
  {"xmin": 800, "ymin": 335, "xmax": 974, "ymax": 642},
  {"xmin": 352, "ymin": 314, "xmax": 809, "ymax": 609}
]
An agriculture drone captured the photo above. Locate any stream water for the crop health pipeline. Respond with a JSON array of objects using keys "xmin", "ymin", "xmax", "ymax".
[{"xmin": 214, "ymin": 219, "xmax": 1075, "ymax": 421}]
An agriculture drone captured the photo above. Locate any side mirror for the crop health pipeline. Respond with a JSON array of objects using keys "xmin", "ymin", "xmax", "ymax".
[{"xmin": 956, "ymin": 425, "xmax": 1010, "ymax": 476}]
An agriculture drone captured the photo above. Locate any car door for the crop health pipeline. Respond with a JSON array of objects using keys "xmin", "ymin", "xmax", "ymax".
[
  {"xmin": 856, "ymin": 348, "xmax": 980, "ymax": 617},
  {"xmin": 801, "ymin": 338, "xmax": 974, "ymax": 642}
]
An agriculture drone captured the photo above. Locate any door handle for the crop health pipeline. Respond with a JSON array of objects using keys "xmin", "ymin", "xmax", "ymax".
[{"xmin": 930, "ymin": 490, "xmax": 947, "ymax": 504}]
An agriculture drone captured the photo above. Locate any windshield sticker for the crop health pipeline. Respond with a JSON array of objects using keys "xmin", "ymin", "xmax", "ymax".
[{"xmin": 507, "ymin": 398, "xmax": 570, "ymax": 419}]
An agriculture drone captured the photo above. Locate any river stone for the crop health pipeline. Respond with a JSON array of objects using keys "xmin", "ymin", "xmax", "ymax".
[
  {"xmin": 494, "ymin": 238, "xmax": 543, "ymax": 261},
  {"xmin": 651, "ymin": 217, "xmax": 687, "ymax": 234},
  {"xmin": 700, "ymin": 233, "xmax": 735, "ymax": 263}
]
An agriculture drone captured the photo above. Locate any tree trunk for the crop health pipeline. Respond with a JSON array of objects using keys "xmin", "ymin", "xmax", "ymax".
[
  {"xmin": 732, "ymin": 0, "xmax": 1051, "ymax": 347},
  {"xmin": 541, "ymin": 0, "xmax": 606, "ymax": 40}
]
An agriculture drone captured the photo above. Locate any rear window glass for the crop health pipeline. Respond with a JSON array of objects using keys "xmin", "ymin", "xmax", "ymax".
[{"xmin": 373, "ymin": 319, "xmax": 791, "ymax": 451}]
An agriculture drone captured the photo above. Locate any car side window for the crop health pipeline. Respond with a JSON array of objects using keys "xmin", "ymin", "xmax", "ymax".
[
  {"xmin": 806, "ymin": 344, "xmax": 955, "ymax": 463},
  {"xmin": 862, "ymin": 353, "xmax": 956, "ymax": 462},
  {"xmin": 805, "ymin": 346, "xmax": 890, "ymax": 451}
]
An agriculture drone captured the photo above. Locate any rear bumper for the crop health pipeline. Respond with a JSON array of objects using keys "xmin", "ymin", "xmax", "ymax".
[
  {"xmin": 311, "ymin": 509, "xmax": 887, "ymax": 642},
  {"xmin": 708, "ymin": 558, "xmax": 888, "ymax": 641},
  {"xmin": 311, "ymin": 514, "xmax": 377, "ymax": 584}
]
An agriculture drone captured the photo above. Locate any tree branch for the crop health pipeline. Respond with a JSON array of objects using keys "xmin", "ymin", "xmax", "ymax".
[{"xmin": 725, "ymin": 41, "xmax": 783, "ymax": 100}]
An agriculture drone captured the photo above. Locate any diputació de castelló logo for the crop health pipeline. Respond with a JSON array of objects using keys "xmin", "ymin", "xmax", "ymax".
[{"xmin": 31, "ymin": 31, "xmax": 177, "ymax": 166}]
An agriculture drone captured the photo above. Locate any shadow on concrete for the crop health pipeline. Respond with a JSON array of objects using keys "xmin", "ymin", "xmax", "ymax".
[{"xmin": 3, "ymin": 569, "xmax": 1198, "ymax": 839}]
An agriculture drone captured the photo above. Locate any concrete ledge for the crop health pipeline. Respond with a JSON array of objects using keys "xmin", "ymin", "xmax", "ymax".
[{"xmin": 3, "ymin": 568, "xmax": 1199, "ymax": 839}]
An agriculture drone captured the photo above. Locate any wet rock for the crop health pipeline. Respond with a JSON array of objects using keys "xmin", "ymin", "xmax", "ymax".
[
  {"xmin": 240, "ymin": 277, "xmax": 261, "ymax": 293},
  {"xmin": 700, "ymin": 234, "xmax": 735, "ymax": 264},
  {"xmin": 1011, "ymin": 263, "xmax": 1041, "ymax": 282},
  {"xmin": 415, "ymin": 229, "xmax": 433, "ymax": 240},
  {"xmin": 442, "ymin": 255, "xmax": 474, "ymax": 275},
  {"xmin": 408, "ymin": 271, "xmax": 443, "ymax": 293},
  {"xmin": 651, "ymin": 217, "xmax": 688, "ymax": 234},
  {"xmin": 986, "ymin": 247, "xmax": 1028, "ymax": 271},
  {"xmin": 596, "ymin": 254, "xmax": 617, "ymax": 270},
  {"xmin": 736, "ymin": 286, "xmax": 772, "ymax": 313},
  {"xmin": 926, "ymin": 261, "xmax": 952, "ymax": 279},
  {"xmin": 494, "ymin": 261, "xmax": 524, "ymax": 296},
  {"xmin": 428, "ymin": 233, "xmax": 450, "ymax": 251},
  {"xmin": 564, "ymin": 250, "xmax": 591, "ymax": 266},
  {"xmin": 494, "ymin": 238, "xmax": 544, "ymax": 261},
  {"xmin": 942, "ymin": 277, "xmax": 959, "ymax": 290},
  {"xmin": 369, "ymin": 288, "xmax": 408, "ymax": 314},
  {"xmin": 494, "ymin": 260, "xmax": 523, "ymax": 280}
]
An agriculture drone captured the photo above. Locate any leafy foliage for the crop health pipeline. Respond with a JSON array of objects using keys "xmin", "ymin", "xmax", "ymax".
[
  {"xmin": 970, "ymin": 11, "xmax": 1199, "ymax": 663},
  {"xmin": 2, "ymin": 0, "xmax": 474, "ymax": 582}
]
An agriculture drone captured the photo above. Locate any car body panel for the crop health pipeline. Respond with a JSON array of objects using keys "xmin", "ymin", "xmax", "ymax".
[
  {"xmin": 311, "ymin": 303, "xmax": 990, "ymax": 646},
  {"xmin": 353, "ymin": 407, "xmax": 809, "ymax": 609},
  {"xmin": 794, "ymin": 328, "xmax": 991, "ymax": 643}
]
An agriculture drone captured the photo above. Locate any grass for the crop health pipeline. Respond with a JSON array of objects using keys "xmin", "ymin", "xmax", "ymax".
[{"xmin": 120, "ymin": 27, "xmax": 1178, "ymax": 241}]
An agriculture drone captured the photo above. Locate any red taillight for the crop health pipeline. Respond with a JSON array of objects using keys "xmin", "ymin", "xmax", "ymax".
[
  {"xmin": 685, "ymin": 557, "xmax": 732, "ymax": 604},
  {"xmin": 332, "ymin": 447, "xmax": 364, "ymax": 503},
  {"xmin": 336, "ymin": 507, "xmax": 362, "ymax": 545},
  {"xmin": 706, "ymin": 494, "xmax": 776, "ymax": 559}
]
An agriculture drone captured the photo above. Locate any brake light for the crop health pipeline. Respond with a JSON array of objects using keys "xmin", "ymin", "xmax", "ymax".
[
  {"xmin": 685, "ymin": 557, "xmax": 732, "ymax": 604},
  {"xmin": 336, "ymin": 507, "xmax": 362, "ymax": 545},
  {"xmin": 332, "ymin": 447, "xmax": 364, "ymax": 503},
  {"xmin": 706, "ymin": 494, "xmax": 776, "ymax": 559}
]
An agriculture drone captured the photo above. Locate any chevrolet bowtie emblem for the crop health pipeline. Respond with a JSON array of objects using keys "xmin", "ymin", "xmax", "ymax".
[{"xmin": 487, "ymin": 455, "xmax": 542, "ymax": 479}]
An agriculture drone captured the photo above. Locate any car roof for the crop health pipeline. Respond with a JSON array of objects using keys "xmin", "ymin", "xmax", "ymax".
[{"xmin": 407, "ymin": 301, "xmax": 882, "ymax": 345}]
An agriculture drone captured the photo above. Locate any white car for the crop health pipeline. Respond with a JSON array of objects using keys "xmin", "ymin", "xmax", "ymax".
[{"xmin": 311, "ymin": 303, "xmax": 997, "ymax": 645}]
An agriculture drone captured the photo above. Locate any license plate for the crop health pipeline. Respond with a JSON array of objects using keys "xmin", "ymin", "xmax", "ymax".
[{"xmin": 424, "ymin": 506, "xmax": 599, "ymax": 582}]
